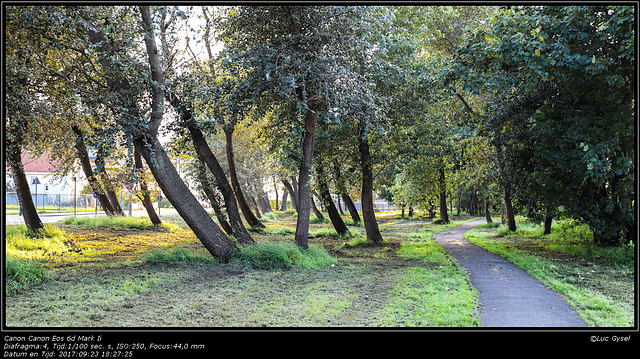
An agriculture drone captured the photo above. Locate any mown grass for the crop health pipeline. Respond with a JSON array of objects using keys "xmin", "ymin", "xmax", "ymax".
[
  {"xmin": 16, "ymin": 211, "xmax": 623, "ymax": 328},
  {"xmin": 466, "ymin": 219, "xmax": 635, "ymax": 327},
  {"xmin": 380, "ymin": 219, "xmax": 479, "ymax": 327}
]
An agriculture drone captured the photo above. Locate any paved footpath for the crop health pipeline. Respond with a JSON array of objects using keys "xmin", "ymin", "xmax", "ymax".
[{"xmin": 434, "ymin": 219, "xmax": 588, "ymax": 327}]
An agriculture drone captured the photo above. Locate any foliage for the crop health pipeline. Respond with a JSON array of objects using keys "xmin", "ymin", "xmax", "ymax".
[{"xmin": 448, "ymin": 5, "xmax": 635, "ymax": 244}]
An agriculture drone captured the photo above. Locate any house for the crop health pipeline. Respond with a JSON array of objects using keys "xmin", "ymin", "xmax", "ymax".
[
  {"xmin": 10, "ymin": 150, "xmax": 87, "ymax": 196},
  {"xmin": 5, "ymin": 150, "xmax": 89, "ymax": 209}
]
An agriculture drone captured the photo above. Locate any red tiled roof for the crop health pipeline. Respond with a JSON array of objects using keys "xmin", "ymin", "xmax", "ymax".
[{"xmin": 20, "ymin": 150, "xmax": 57, "ymax": 173}]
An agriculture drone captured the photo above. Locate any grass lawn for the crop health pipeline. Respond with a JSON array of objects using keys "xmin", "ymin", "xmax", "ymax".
[{"xmin": 5, "ymin": 212, "xmax": 480, "ymax": 327}]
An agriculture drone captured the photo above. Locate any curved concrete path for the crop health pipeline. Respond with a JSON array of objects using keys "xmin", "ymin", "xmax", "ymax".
[{"xmin": 434, "ymin": 219, "xmax": 588, "ymax": 327}]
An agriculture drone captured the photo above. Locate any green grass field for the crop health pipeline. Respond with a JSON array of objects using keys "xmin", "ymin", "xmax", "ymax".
[{"xmin": 4, "ymin": 212, "xmax": 634, "ymax": 327}]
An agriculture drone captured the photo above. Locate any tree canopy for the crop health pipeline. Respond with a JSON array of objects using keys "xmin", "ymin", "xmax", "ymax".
[{"xmin": 5, "ymin": 4, "xmax": 635, "ymax": 253}]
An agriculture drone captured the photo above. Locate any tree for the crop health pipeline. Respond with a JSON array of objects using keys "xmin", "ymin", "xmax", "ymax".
[
  {"xmin": 5, "ymin": 5, "xmax": 63, "ymax": 231},
  {"xmin": 45, "ymin": 6, "xmax": 241, "ymax": 259},
  {"xmin": 221, "ymin": 6, "xmax": 380, "ymax": 248},
  {"xmin": 449, "ymin": 5, "xmax": 635, "ymax": 245}
]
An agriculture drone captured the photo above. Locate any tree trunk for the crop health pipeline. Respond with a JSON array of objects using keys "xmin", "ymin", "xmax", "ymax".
[
  {"xmin": 282, "ymin": 179, "xmax": 298, "ymax": 211},
  {"xmin": 259, "ymin": 195, "xmax": 273, "ymax": 213},
  {"xmin": 136, "ymin": 136, "xmax": 238, "ymax": 260},
  {"xmin": 543, "ymin": 214, "xmax": 553, "ymax": 235},
  {"xmin": 164, "ymin": 89, "xmax": 254, "ymax": 244},
  {"xmin": 96, "ymin": 147, "xmax": 124, "ymax": 216},
  {"xmin": 504, "ymin": 186, "xmax": 517, "ymax": 232},
  {"xmin": 224, "ymin": 126, "xmax": 264, "ymax": 228},
  {"xmin": 7, "ymin": 146, "xmax": 43, "ymax": 232},
  {"xmin": 332, "ymin": 161, "xmax": 361, "ymax": 223},
  {"xmin": 281, "ymin": 191, "xmax": 288, "ymax": 211},
  {"xmin": 484, "ymin": 197, "xmax": 493, "ymax": 224},
  {"xmin": 457, "ymin": 188, "xmax": 463, "ymax": 216},
  {"xmin": 134, "ymin": 144, "xmax": 161, "ymax": 225},
  {"xmin": 358, "ymin": 122, "xmax": 383, "ymax": 244},
  {"xmin": 251, "ymin": 196, "xmax": 262, "ymax": 218},
  {"xmin": 311, "ymin": 194, "xmax": 325, "ymax": 221},
  {"xmin": 294, "ymin": 94, "xmax": 321, "ymax": 249},
  {"xmin": 71, "ymin": 125, "xmax": 116, "ymax": 216},
  {"xmin": 138, "ymin": 6, "xmax": 240, "ymax": 259},
  {"xmin": 273, "ymin": 178, "xmax": 279, "ymax": 211},
  {"xmin": 438, "ymin": 168, "xmax": 450, "ymax": 224},
  {"xmin": 194, "ymin": 157, "xmax": 233, "ymax": 235},
  {"xmin": 188, "ymin": 125, "xmax": 255, "ymax": 245},
  {"xmin": 468, "ymin": 186, "xmax": 476, "ymax": 215},
  {"xmin": 317, "ymin": 164, "xmax": 348, "ymax": 235}
]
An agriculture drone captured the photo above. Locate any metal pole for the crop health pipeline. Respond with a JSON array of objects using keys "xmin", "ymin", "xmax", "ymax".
[{"xmin": 73, "ymin": 177, "xmax": 77, "ymax": 216}]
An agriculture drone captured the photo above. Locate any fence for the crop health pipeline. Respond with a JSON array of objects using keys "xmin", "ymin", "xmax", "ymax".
[
  {"xmin": 6, "ymin": 192, "xmax": 109, "ymax": 214},
  {"xmin": 348, "ymin": 200, "xmax": 397, "ymax": 212},
  {"xmin": 6, "ymin": 192, "xmax": 171, "ymax": 215}
]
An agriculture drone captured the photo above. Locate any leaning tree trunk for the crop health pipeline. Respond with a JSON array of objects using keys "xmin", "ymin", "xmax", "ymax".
[
  {"xmin": 311, "ymin": 194, "xmax": 325, "ymax": 221},
  {"xmin": 71, "ymin": 125, "xmax": 116, "ymax": 216},
  {"xmin": 280, "ymin": 191, "xmax": 289, "ymax": 211},
  {"xmin": 317, "ymin": 164, "xmax": 348, "ymax": 235},
  {"xmin": 224, "ymin": 126, "xmax": 264, "ymax": 228},
  {"xmin": 133, "ymin": 144, "xmax": 161, "ymax": 225},
  {"xmin": 438, "ymin": 167, "xmax": 450, "ymax": 224},
  {"xmin": 7, "ymin": 144, "xmax": 43, "ymax": 232},
  {"xmin": 188, "ymin": 125, "xmax": 255, "ymax": 245},
  {"xmin": 358, "ymin": 121, "xmax": 383, "ymax": 244},
  {"xmin": 333, "ymin": 161, "xmax": 361, "ymax": 223},
  {"xmin": 194, "ymin": 157, "xmax": 233, "ymax": 235},
  {"xmin": 294, "ymin": 94, "xmax": 321, "ymax": 249},
  {"xmin": 136, "ymin": 136, "xmax": 238, "ymax": 260},
  {"xmin": 273, "ymin": 178, "xmax": 279, "ymax": 211},
  {"xmin": 133, "ymin": 6, "xmax": 239, "ymax": 260},
  {"xmin": 282, "ymin": 179, "xmax": 298, "ymax": 211},
  {"xmin": 96, "ymin": 147, "xmax": 124, "ymax": 216},
  {"xmin": 165, "ymin": 91, "xmax": 254, "ymax": 245}
]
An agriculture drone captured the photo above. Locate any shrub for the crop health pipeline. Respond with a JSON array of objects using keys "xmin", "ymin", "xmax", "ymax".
[
  {"xmin": 309, "ymin": 215, "xmax": 328, "ymax": 224},
  {"xmin": 552, "ymin": 219, "xmax": 594, "ymax": 244},
  {"xmin": 143, "ymin": 247, "xmax": 217, "ymax": 265},
  {"xmin": 61, "ymin": 216, "xmax": 178, "ymax": 231},
  {"xmin": 260, "ymin": 212, "xmax": 280, "ymax": 222},
  {"xmin": 232, "ymin": 243, "xmax": 337, "ymax": 270}
]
